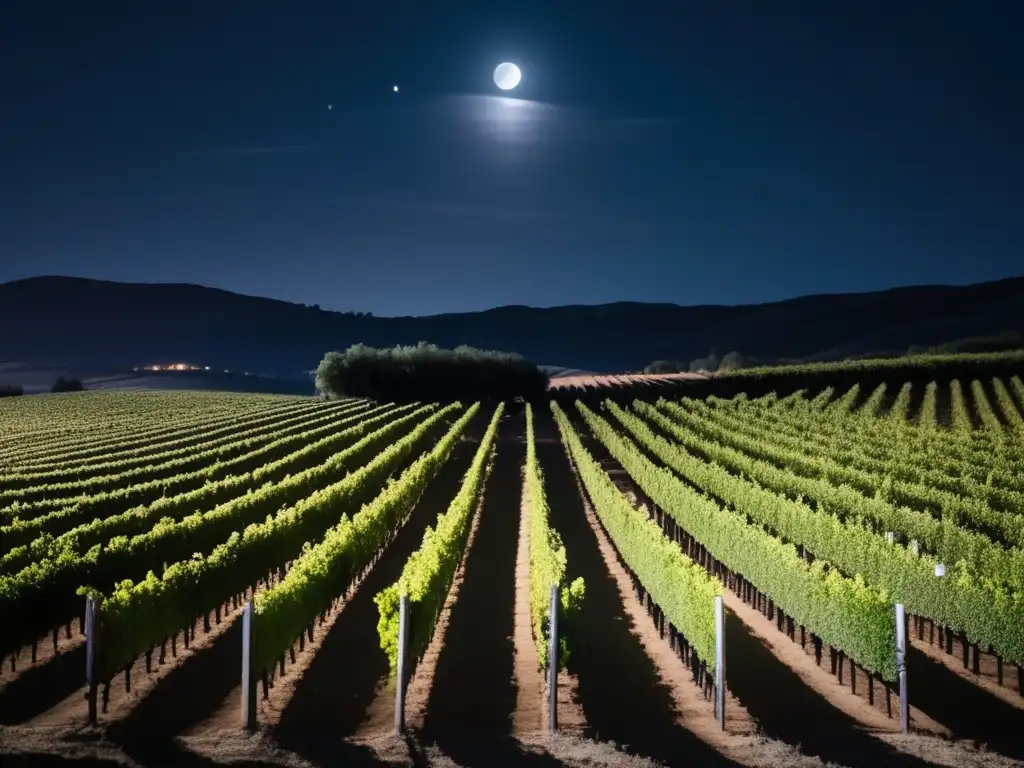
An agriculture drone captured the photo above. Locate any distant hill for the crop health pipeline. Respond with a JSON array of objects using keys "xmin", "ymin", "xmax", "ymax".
[
  {"xmin": 0, "ymin": 362, "xmax": 315, "ymax": 396},
  {"xmin": 0, "ymin": 275, "xmax": 1021, "ymax": 379}
]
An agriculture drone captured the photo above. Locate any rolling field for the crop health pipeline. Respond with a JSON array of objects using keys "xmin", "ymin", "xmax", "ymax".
[{"xmin": 2, "ymin": 383, "xmax": 1024, "ymax": 768}]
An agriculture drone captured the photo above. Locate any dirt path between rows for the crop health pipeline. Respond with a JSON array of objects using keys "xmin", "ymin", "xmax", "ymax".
[
  {"xmin": 572, "ymin": 404, "xmax": 1023, "ymax": 767},
  {"xmin": 512, "ymin": 442, "xmax": 548, "ymax": 738},
  {"xmin": 246, "ymin": 425, "xmax": 485, "ymax": 763},
  {"xmin": 420, "ymin": 412, "xmax": 568, "ymax": 768},
  {"xmin": 0, "ymin": 630, "xmax": 87, "ymax": 725},
  {"xmin": 908, "ymin": 627, "xmax": 1022, "ymax": 710},
  {"xmin": 535, "ymin": 415, "xmax": 747, "ymax": 766}
]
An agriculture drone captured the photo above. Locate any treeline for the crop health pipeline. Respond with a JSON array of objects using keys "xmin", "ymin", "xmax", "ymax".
[
  {"xmin": 645, "ymin": 350, "xmax": 761, "ymax": 375},
  {"xmin": 645, "ymin": 330, "xmax": 1023, "ymax": 376},
  {"xmin": 907, "ymin": 330, "xmax": 1022, "ymax": 356},
  {"xmin": 314, "ymin": 342, "xmax": 550, "ymax": 403},
  {"xmin": 0, "ymin": 378, "xmax": 84, "ymax": 398}
]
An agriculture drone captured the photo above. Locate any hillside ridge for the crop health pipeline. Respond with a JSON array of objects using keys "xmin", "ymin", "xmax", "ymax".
[{"xmin": 1, "ymin": 274, "xmax": 1021, "ymax": 375}]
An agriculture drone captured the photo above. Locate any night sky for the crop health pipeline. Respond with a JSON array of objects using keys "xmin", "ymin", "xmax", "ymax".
[{"xmin": 2, "ymin": 2, "xmax": 1021, "ymax": 317}]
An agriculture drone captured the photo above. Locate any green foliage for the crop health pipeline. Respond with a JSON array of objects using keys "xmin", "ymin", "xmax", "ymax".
[
  {"xmin": 0, "ymin": 384, "xmax": 23, "ymax": 398},
  {"xmin": 0, "ymin": 402, "xmax": 396, "ymax": 551},
  {"xmin": 578, "ymin": 400, "xmax": 898, "ymax": 679},
  {"xmin": 636, "ymin": 396, "xmax": 1024, "ymax": 666},
  {"xmin": 252, "ymin": 403, "xmax": 481, "ymax": 674},
  {"xmin": 857, "ymin": 383, "xmax": 887, "ymax": 418},
  {"xmin": 0, "ymin": 393, "xmax": 318, "ymax": 468},
  {"xmin": 829, "ymin": 384, "xmax": 861, "ymax": 414},
  {"xmin": 551, "ymin": 402, "xmax": 720, "ymax": 671},
  {"xmin": 950, "ymin": 379, "xmax": 973, "ymax": 431},
  {"xmin": 85, "ymin": 403, "xmax": 464, "ymax": 681},
  {"xmin": 376, "ymin": 403, "xmax": 504, "ymax": 672},
  {"xmin": 918, "ymin": 381, "xmax": 939, "ymax": 429},
  {"xmin": 993, "ymin": 378, "xmax": 1024, "ymax": 429},
  {"xmin": 0, "ymin": 403, "xmax": 444, "ymax": 659},
  {"xmin": 971, "ymin": 380, "xmax": 1003, "ymax": 431},
  {"xmin": 524, "ymin": 403, "xmax": 584, "ymax": 670},
  {"xmin": 907, "ymin": 330, "xmax": 1023, "ymax": 356},
  {"xmin": 886, "ymin": 382, "xmax": 912, "ymax": 422},
  {"xmin": 721, "ymin": 350, "xmax": 1024, "ymax": 380},
  {"xmin": 315, "ymin": 342, "xmax": 549, "ymax": 403},
  {"xmin": 0, "ymin": 399, "xmax": 375, "ymax": 508},
  {"xmin": 655, "ymin": 398, "xmax": 1024, "ymax": 553}
]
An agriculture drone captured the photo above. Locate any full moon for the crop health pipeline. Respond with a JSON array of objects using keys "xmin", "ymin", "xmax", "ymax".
[{"xmin": 493, "ymin": 62, "xmax": 521, "ymax": 90}]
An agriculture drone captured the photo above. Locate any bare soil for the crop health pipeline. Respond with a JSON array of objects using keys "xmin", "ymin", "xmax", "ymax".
[
  {"xmin": 29, "ymin": 595, "xmax": 252, "ymax": 730},
  {"xmin": 264, "ymin": 424, "xmax": 484, "ymax": 761},
  {"xmin": 548, "ymin": 372, "xmax": 708, "ymax": 392},
  {"xmin": 382, "ymin": 420, "xmax": 501, "ymax": 739},
  {"xmin": 903, "ymin": 630, "xmax": 1024, "ymax": 759},
  {"xmin": 908, "ymin": 617, "xmax": 1023, "ymax": 709},
  {"xmin": 569, "ymin": 411, "xmax": 1024, "ymax": 766},
  {"xmin": 0, "ymin": 625, "xmax": 87, "ymax": 725},
  {"xmin": 512, "ymin": 453, "xmax": 551, "ymax": 737},
  {"xmin": 534, "ymin": 414, "xmax": 741, "ymax": 766},
  {"xmin": 5, "ymin": 407, "xmax": 1024, "ymax": 768},
  {"xmin": 420, "ymin": 414, "xmax": 553, "ymax": 767}
]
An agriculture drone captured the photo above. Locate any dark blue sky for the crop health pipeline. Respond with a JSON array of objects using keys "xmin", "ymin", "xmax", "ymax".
[{"xmin": 2, "ymin": 1, "xmax": 1021, "ymax": 316}]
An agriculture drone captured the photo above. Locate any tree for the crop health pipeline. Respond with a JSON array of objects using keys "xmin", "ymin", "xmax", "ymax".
[
  {"xmin": 644, "ymin": 360, "xmax": 687, "ymax": 374},
  {"xmin": 52, "ymin": 377, "xmax": 84, "ymax": 393},
  {"xmin": 717, "ymin": 351, "xmax": 760, "ymax": 372},
  {"xmin": 689, "ymin": 349, "xmax": 722, "ymax": 373},
  {"xmin": 314, "ymin": 342, "xmax": 549, "ymax": 403}
]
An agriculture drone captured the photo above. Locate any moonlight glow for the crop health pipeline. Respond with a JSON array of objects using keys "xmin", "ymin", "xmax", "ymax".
[{"xmin": 493, "ymin": 62, "xmax": 521, "ymax": 91}]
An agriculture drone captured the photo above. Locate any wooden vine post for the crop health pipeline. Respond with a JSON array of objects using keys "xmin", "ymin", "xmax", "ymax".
[
  {"xmin": 85, "ymin": 596, "xmax": 99, "ymax": 726},
  {"xmin": 896, "ymin": 603, "xmax": 908, "ymax": 734},
  {"xmin": 714, "ymin": 595, "xmax": 726, "ymax": 730},
  {"xmin": 548, "ymin": 584, "xmax": 559, "ymax": 734},
  {"xmin": 395, "ymin": 594, "xmax": 410, "ymax": 735},
  {"xmin": 241, "ymin": 601, "xmax": 257, "ymax": 730}
]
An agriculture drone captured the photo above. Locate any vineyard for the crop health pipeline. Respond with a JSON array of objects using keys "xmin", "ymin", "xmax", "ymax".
[{"xmin": 2, "ymin": 379, "xmax": 1024, "ymax": 768}]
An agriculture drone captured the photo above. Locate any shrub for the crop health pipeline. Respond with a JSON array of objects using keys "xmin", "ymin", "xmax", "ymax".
[
  {"xmin": 643, "ymin": 360, "xmax": 687, "ymax": 374},
  {"xmin": 689, "ymin": 350, "xmax": 721, "ymax": 372},
  {"xmin": 52, "ymin": 377, "xmax": 84, "ymax": 393},
  {"xmin": 717, "ymin": 350, "xmax": 760, "ymax": 372},
  {"xmin": 314, "ymin": 342, "xmax": 549, "ymax": 403},
  {"xmin": 907, "ymin": 330, "xmax": 1022, "ymax": 356}
]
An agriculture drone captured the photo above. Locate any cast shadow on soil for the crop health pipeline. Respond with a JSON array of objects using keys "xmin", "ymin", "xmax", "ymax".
[
  {"xmin": 0, "ymin": 644, "xmax": 86, "ymax": 724},
  {"xmin": 572, "ymin": 410, "xmax": 934, "ymax": 768},
  {"xmin": 412, "ymin": 731, "xmax": 566, "ymax": 768},
  {"xmin": 105, "ymin": 606, "xmax": 244, "ymax": 751},
  {"xmin": 273, "ymin": 424, "xmax": 485, "ymax": 760},
  {"xmin": 421, "ymin": 417, "xmax": 555, "ymax": 768},
  {"xmin": 906, "ymin": 645, "xmax": 1024, "ymax": 759},
  {"xmin": 723, "ymin": 611, "xmax": 932, "ymax": 768},
  {"xmin": 0, "ymin": 743, "xmax": 386, "ymax": 768},
  {"xmin": 0, "ymin": 755, "xmax": 129, "ymax": 768},
  {"xmin": 533, "ymin": 415, "xmax": 739, "ymax": 768}
]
